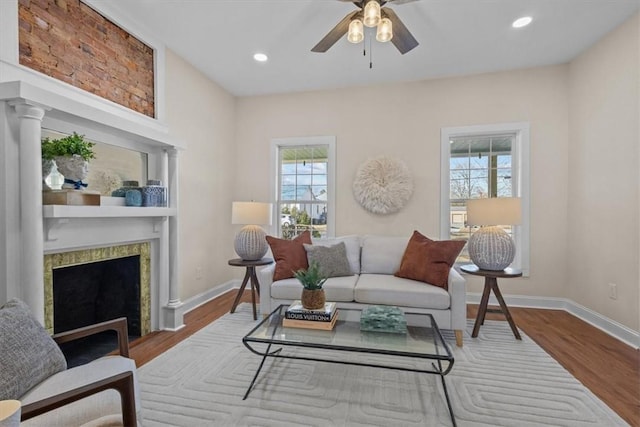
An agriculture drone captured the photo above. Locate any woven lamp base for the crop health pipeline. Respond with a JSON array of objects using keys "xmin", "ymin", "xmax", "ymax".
[
  {"xmin": 468, "ymin": 226, "xmax": 515, "ymax": 271},
  {"xmin": 234, "ymin": 225, "xmax": 268, "ymax": 261}
]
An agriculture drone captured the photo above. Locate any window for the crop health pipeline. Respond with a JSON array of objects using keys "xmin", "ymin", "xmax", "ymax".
[
  {"xmin": 271, "ymin": 136, "xmax": 336, "ymax": 239},
  {"xmin": 440, "ymin": 123, "xmax": 530, "ymax": 274}
]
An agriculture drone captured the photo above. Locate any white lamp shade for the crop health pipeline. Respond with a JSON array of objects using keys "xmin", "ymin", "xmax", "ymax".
[
  {"xmin": 466, "ymin": 197, "xmax": 521, "ymax": 226},
  {"xmin": 231, "ymin": 202, "xmax": 272, "ymax": 226}
]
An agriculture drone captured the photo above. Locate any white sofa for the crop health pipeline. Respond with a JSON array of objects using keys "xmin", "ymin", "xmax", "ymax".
[{"xmin": 259, "ymin": 235, "xmax": 466, "ymax": 346}]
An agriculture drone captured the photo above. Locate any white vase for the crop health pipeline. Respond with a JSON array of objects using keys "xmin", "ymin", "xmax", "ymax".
[
  {"xmin": 55, "ymin": 155, "xmax": 90, "ymax": 190},
  {"xmin": 42, "ymin": 158, "xmax": 55, "ymax": 191}
]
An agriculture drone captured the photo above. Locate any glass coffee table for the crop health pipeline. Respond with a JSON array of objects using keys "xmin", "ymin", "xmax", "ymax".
[{"xmin": 242, "ymin": 305, "xmax": 456, "ymax": 426}]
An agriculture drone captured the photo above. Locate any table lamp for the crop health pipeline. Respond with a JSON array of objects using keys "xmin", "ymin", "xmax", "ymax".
[
  {"xmin": 466, "ymin": 197, "xmax": 521, "ymax": 271},
  {"xmin": 232, "ymin": 201, "xmax": 273, "ymax": 261},
  {"xmin": 0, "ymin": 400, "xmax": 21, "ymax": 427}
]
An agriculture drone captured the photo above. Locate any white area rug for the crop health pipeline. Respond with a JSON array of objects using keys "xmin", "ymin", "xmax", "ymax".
[{"xmin": 139, "ymin": 304, "xmax": 627, "ymax": 426}]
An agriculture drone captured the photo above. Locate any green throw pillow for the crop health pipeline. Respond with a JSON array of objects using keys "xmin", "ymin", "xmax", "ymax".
[
  {"xmin": 0, "ymin": 299, "xmax": 67, "ymax": 400},
  {"xmin": 303, "ymin": 242, "xmax": 353, "ymax": 278}
]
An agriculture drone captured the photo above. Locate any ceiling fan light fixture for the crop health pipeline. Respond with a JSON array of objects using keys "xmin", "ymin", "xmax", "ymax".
[
  {"xmin": 363, "ymin": 0, "xmax": 381, "ymax": 28},
  {"xmin": 347, "ymin": 19, "xmax": 364, "ymax": 43},
  {"xmin": 376, "ymin": 17, "xmax": 393, "ymax": 42}
]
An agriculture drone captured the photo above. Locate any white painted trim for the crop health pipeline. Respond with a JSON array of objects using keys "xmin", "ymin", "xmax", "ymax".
[
  {"xmin": 0, "ymin": 1, "xmax": 18, "ymax": 65},
  {"xmin": 270, "ymin": 136, "xmax": 337, "ymax": 238},
  {"xmin": 177, "ymin": 280, "xmax": 239, "ymax": 319},
  {"xmin": 466, "ymin": 293, "xmax": 639, "ymax": 349}
]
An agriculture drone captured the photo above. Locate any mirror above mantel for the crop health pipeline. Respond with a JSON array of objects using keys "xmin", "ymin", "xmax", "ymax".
[{"xmin": 42, "ymin": 128, "xmax": 149, "ymax": 196}]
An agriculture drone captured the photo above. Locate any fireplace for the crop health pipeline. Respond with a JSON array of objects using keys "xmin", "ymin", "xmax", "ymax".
[
  {"xmin": 0, "ymin": 80, "xmax": 182, "ymax": 332},
  {"xmin": 44, "ymin": 243, "xmax": 151, "ymax": 336},
  {"xmin": 53, "ymin": 256, "xmax": 141, "ymax": 335}
]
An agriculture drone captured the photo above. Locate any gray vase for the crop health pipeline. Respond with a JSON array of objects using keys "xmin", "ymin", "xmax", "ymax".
[{"xmin": 55, "ymin": 155, "xmax": 89, "ymax": 190}]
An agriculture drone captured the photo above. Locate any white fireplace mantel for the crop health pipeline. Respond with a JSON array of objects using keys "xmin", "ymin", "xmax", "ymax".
[{"xmin": 0, "ymin": 80, "xmax": 184, "ymax": 331}]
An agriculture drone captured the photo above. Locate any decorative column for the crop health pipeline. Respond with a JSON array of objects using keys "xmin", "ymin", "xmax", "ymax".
[
  {"xmin": 167, "ymin": 148, "xmax": 180, "ymax": 307},
  {"xmin": 12, "ymin": 102, "xmax": 46, "ymax": 324},
  {"xmin": 161, "ymin": 147, "xmax": 182, "ymax": 330}
]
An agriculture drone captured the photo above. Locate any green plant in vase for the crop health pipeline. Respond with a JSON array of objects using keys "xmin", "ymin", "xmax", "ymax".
[
  {"xmin": 41, "ymin": 132, "xmax": 96, "ymax": 190},
  {"xmin": 294, "ymin": 260, "xmax": 328, "ymax": 310}
]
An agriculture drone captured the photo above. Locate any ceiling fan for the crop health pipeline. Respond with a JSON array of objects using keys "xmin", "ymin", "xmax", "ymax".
[{"xmin": 312, "ymin": 0, "xmax": 419, "ymax": 55}]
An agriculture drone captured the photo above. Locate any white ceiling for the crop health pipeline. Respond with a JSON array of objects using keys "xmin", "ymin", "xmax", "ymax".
[{"xmin": 105, "ymin": 0, "xmax": 639, "ymax": 97}]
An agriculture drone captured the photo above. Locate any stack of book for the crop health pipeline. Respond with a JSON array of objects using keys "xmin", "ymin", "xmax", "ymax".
[{"xmin": 282, "ymin": 301, "xmax": 338, "ymax": 330}]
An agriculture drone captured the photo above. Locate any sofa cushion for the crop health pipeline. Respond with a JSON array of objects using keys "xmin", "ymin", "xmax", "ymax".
[
  {"xmin": 21, "ymin": 355, "xmax": 140, "ymax": 427},
  {"xmin": 395, "ymin": 230, "xmax": 465, "ymax": 289},
  {"xmin": 355, "ymin": 274, "xmax": 450, "ymax": 310},
  {"xmin": 266, "ymin": 231, "xmax": 312, "ymax": 281},
  {"xmin": 0, "ymin": 299, "xmax": 67, "ymax": 400},
  {"xmin": 311, "ymin": 235, "xmax": 361, "ymax": 274},
  {"xmin": 304, "ymin": 242, "xmax": 353, "ymax": 278},
  {"xmin": 360, "ymin": 235, "xmax": 409, "ymax": 274},
  {"xmin": 271, "ymin": 276, "xmax": 357, "ymax": 302}
]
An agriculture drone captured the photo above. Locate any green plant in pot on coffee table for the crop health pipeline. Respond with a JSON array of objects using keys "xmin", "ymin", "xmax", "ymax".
[
  {"xmin": 294, "ymin": 260, "xmax": 328, "ymax": 310},
  {"xmin": 42, "ymin": 132, "xmax": 96, "ymax": 190}
]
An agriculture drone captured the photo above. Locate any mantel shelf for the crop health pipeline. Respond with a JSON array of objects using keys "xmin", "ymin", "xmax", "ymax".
[{"xmin": 43, "ymin": 205, "xmax": 177, "ymax": 218}]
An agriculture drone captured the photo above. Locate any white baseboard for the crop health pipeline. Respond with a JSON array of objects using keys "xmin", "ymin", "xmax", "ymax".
[
  {"xmin": 160, "ymin": 279, "xmax": 239, "ymax": 331},
  {"xmin": 467, "ymin": 292, "xmax": 640, "ymax": 349}
]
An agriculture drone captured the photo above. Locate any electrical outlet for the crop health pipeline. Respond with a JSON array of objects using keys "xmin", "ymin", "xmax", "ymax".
[
  {"xmin": 196, "ymin": 267, "xmax": 203, "ymax": 280},
  {"xmin": 608, "ymin": 283, "xmax": 617, "ymax": 300}
]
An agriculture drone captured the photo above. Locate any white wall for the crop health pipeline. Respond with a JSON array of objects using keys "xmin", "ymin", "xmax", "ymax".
[
  {"xmin": 164, "ymin": 50, "xmax": 238, "ymax": 301},
  {"xmin": 567, "ymin": 13, "xmax": 639, "ymax": 331},
  {"xmin": 235, "ymin": 65, "xmax": 570, "ymax": 302}
]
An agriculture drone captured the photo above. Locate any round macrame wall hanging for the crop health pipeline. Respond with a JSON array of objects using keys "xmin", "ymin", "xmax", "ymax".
[{"xmin": 352, "ymin": 156, "xmax": 413, "ymax": 215}]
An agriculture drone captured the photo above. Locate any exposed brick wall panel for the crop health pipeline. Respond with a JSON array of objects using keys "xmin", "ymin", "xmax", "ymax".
[{"xmin": 19, "ymin": 0, "xmax": 155, "ymax": 118}]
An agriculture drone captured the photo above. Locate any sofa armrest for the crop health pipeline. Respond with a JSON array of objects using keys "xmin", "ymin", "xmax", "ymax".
[
  {"xmin": 53, "ymin": 317, "xmax": 129, "ymax": 358},
  {"xmin": 258, "ymin": 264, "xmax": 275, "ymax": 317},
  {"xmin": 448, "ymin": 267, "xmax": 467, "ymax": 331},
  {"xmin": 21, "ymin": 371, "xmax": 137, "ymax": 426}
]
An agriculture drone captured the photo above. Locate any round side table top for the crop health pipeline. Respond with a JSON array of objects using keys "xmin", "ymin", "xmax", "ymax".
[
  {"xmin": 460, "ymin": 264, "xmax": 522, "ymax": 278},
  {"xmin": 228, "ymin": 258, "xmax": 274, "ymax": 267}
]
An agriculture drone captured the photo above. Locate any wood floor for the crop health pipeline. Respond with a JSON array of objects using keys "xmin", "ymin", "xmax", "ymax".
[{"xmin": 129, "ymin": 291, "xmax": 639, "ymax": 426}]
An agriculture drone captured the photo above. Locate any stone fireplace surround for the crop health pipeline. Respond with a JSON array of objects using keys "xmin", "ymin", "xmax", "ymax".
[
  {"xmin": 44, "ymin": 242, "xmax": 152, "ymax": 336},
  {"xmin": 0, "ymin": 78, "xmax": 184, "ymax": 332}
]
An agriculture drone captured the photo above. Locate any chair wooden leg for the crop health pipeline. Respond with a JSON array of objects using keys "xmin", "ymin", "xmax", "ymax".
[{"xmin": 454, "ymin": 330, "xmax": 463, "ymax": 347}]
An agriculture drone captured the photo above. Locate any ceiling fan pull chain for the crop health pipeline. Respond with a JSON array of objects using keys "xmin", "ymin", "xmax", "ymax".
[{"xmin": 369, "ymin": 35, "xmax": 373, "ymax": 69}]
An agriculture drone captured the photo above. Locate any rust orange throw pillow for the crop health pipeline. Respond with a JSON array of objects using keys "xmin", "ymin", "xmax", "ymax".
[
  {"xmin": 266, "ymin": 231, "xmax": 312, "ymax": 281},
  {"xmin": 395, "ymin": 230, "xmax": 465, "ymax": 290}
]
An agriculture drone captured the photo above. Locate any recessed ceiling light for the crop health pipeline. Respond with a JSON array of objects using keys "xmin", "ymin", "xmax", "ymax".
[
  {"xmin": 512, "ymin": 16, "xmax": 532, "ymax": 28},
  {"xmin": 253, "ymin": 53, "xmax": 268, "ymax": 62}
]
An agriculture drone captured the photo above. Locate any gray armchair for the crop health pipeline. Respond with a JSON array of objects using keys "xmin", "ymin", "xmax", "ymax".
[{"xmin": 0, "ymin": 299, "xmax": 140, "ymax": 426}]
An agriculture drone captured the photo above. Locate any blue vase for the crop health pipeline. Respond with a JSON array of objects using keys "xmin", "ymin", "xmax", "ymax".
[{"xmin": 125, "ymin": 189, "xmax": 142, "ymax": 207}]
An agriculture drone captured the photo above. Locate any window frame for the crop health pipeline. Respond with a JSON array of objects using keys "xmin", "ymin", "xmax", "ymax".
[
  {"xmin": 440, "ymin": 122, "xmax": 530, "ymax": 275},
  {"xmin": 270, "ymin": 136, "xmax": 336, "ymax": 238}
]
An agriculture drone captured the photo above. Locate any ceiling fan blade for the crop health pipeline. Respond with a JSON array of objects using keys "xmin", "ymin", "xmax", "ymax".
[
  {"xmin": 312, "ymin": 10, "xmax": 360, "ymax": 52},
  {"xmin": 382, "ymin": 7, "xmax": 419, "ymax": 54}
]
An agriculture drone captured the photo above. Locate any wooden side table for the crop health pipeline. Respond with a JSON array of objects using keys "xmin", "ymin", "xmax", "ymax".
[
  {"xmin": 228, "ymin": 258, "xmax": 273, "ymax": 320},
  {"xmin": 460, "ymin": 264, "xmax": 523, "ymax": 340}
]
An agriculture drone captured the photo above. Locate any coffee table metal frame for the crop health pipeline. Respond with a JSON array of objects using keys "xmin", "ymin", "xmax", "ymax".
[{"xmin": 242, "ymin": 304, "xmax": 457, "ymax": 426}]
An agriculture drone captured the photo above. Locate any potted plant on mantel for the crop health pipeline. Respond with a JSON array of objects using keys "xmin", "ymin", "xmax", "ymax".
[
  {"xmin": 293, "ymin": 260, "xmax": 328, "ymax": 310},
  {"xmin": 41, "ymin": 132, "xmax": 96, "ymax": 191}
]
